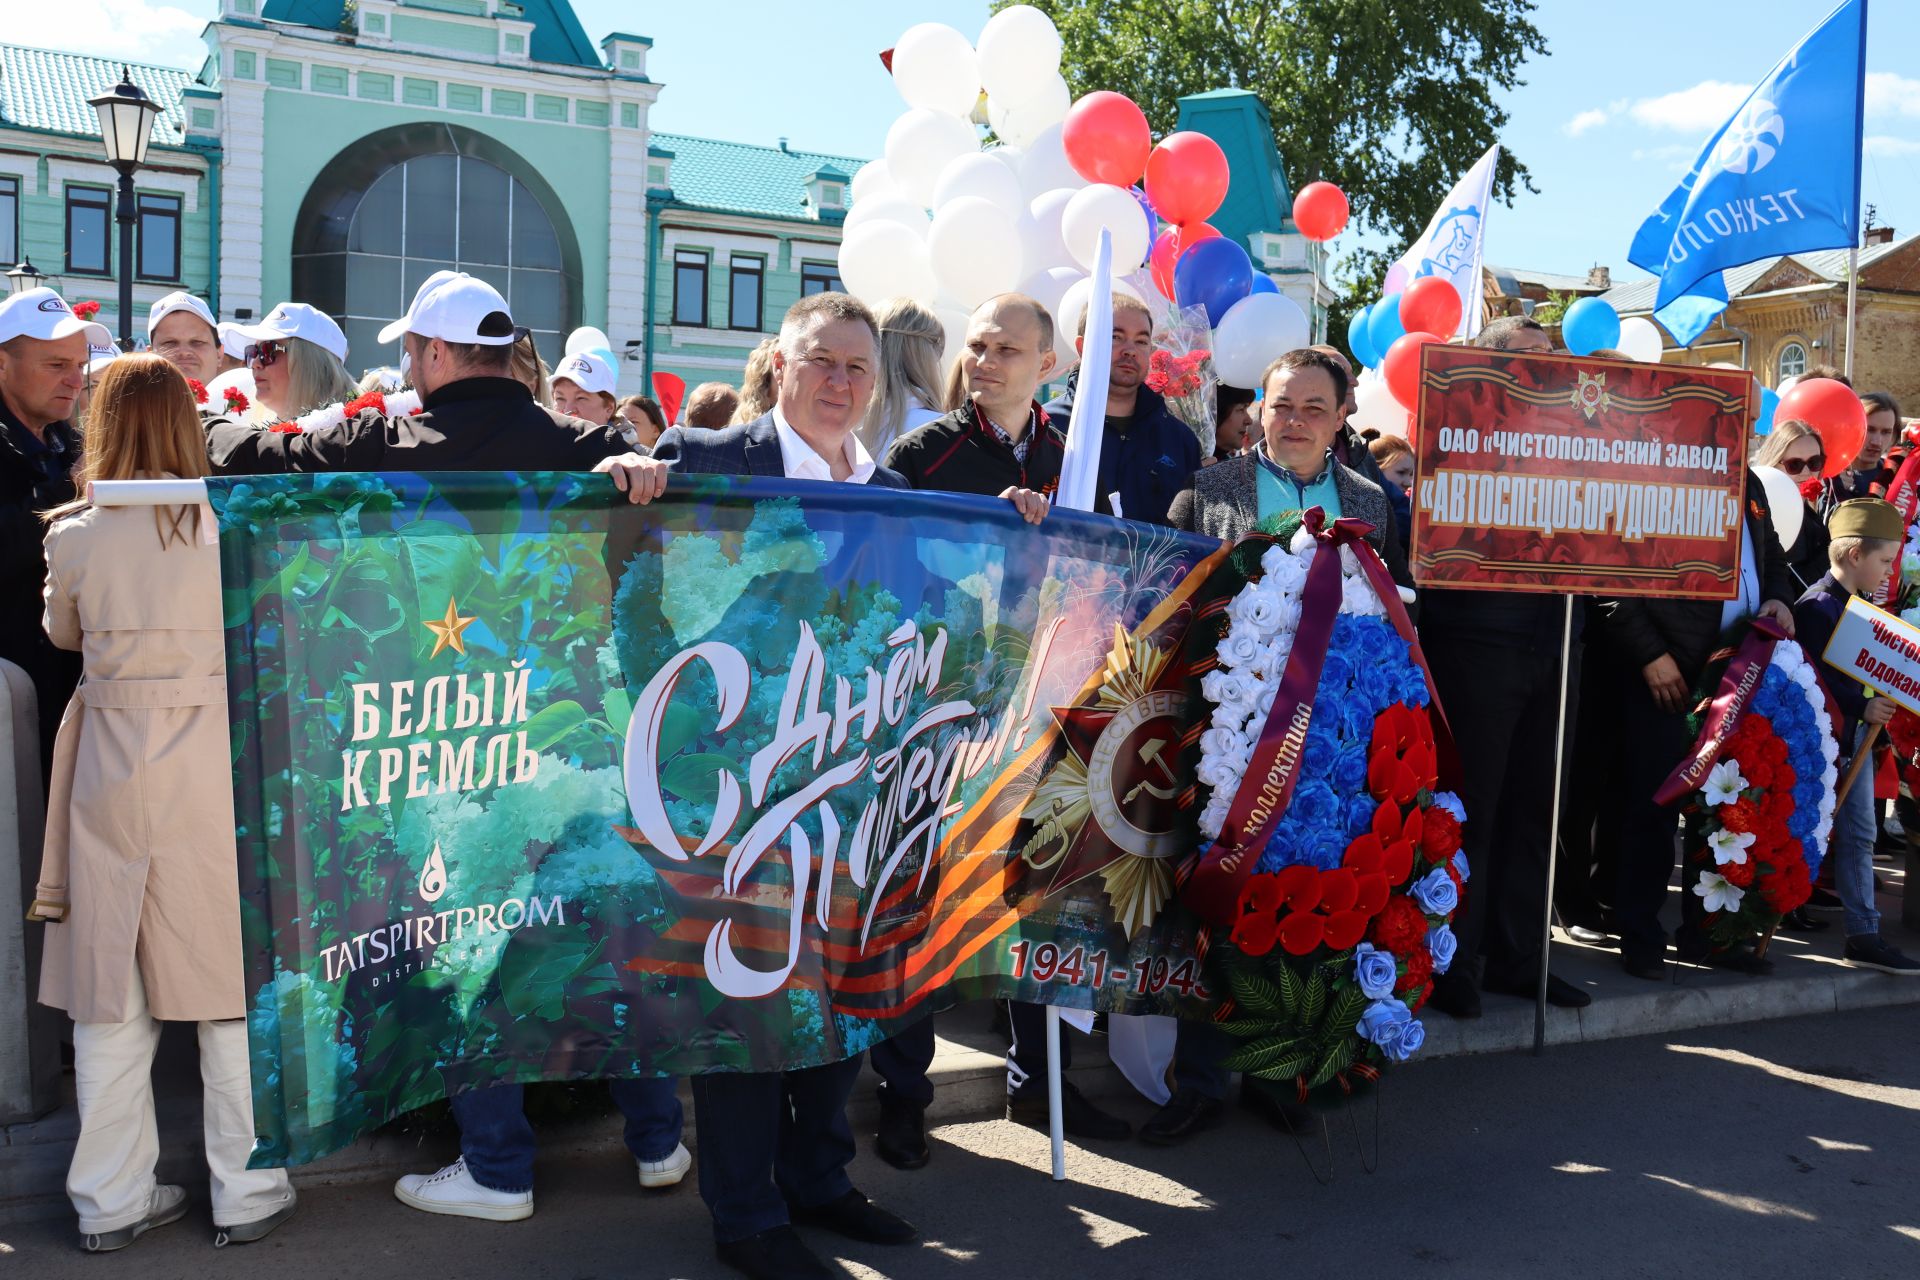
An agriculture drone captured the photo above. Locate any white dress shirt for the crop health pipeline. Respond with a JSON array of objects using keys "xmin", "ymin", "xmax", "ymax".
[{"xmin": 771, "ymin": 403, "xmax": 877, "ymax": 484}]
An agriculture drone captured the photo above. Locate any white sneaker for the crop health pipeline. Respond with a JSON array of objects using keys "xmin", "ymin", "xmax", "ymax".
[
  {"xmin": 637, "ymin": 1142, "xmax": 691, "ymax": 1189},
  {"xmin": 393, "ymin": 1157, "xmax": 533, "ymax": 1221},
  {"xmin": 81, "ymin": 1184, "xmax": 188, "ymax": 1252}
]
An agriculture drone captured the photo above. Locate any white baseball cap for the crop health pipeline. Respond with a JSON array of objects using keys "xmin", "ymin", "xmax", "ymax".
[
  {"xmin": 377, "ymin": 273, "xmax": 517, "ymax": 346},
  {"xmin": 553, "ymin": 349, "xmax": 618, "ymax": 397},
  {"xmin": 216, "ymin": 321, "xmax": 250, "ymax": 360},
  {"xmin": 0, "ymin": 287, "xmax": 112, "ymax": 349},
  {"xmin": 232, "ymin": 302, "xmax": 349, "ymax": 362},
  {"xmin": 87, "ymin": 345, "xmax": 119, "ymax": 377},
  {"xmin": 146, "ymin": 290, "xmax": 218, "ymax": 341}
]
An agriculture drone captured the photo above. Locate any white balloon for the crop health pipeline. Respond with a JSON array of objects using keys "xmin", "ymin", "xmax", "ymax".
[
  {"xmin": 1060, "ymin": 183, "xmax": 1151, "ymax": 274},
  {"xmin": 935, "ymin": 305, "xmax": 972, "ymax": 366},
  {"xmin": 1755, "ymin": 467, "xmax": 1805, "ymax": 550},
  {"xmin": 1018, "ymin": 124, "xmax": 1084, "ymax": 199},
  {"xmin": 850, "ymin": 159, "xmax": 897, "ymax": 204},
  {"xmin": 1055, "ymin": 275, "xmax": 1145, "ymax": 366},
  {"xmin": 886, "ymin": 108, "xmax": 980, "ymax": 208},
  {"xmin": 987, "ymin": 144, "xmax": 1025, "ymax": 175},
  {"xmin": 932, "ymin": 152, "xmax": 1025, "ymax": 217},
  {"xmin": 990, "ymin": 74, "xmax": 1071, "ymax": 148},
  {"xmin": 842, "ymin": 194, "xmax": 932, "ymax": 240},
  {"xmin": 1212, "ymin": 293, "xmax": 1312, "ymax": 388},
  {"xmin": 1020, "ymin": 266, "xmax": 1082, "ymax": 334},
  {"xmin": 1777, "ymin": 374, "xmax": 1801, "ymax": 400},
  {"xmin": 1022, "ymin": 189, "xmax": 1075, "ymax": 273},
  {"xmin": 977, "ymin": 5, "xmax": 1063, "ymax": 100},
  {"xmin": 891, "ymin": 23, "xmax": 980, "ymax": 118},
  {"xmin": 837, "ymin": 220, "xmax": 938, "ymax": 305},
  {"xmin": 1350, "ymin": 373, "xmax": 1407, "ymax": 438},
  {"xmin": 565, "ymin": 326, "xmax": 610, "ymax": 357},
  {"xmin": 1616, "ymin": 316, "xmax": 1665, "ymax": 364},
  {"xmin": 927, "ymin": 196, "xmax": 1025, "ymax": 309}
]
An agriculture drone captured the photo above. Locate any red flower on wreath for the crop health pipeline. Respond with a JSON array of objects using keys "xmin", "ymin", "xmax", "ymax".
[
  {"xmin": 1721, "ymin": 858, "xmax": 1755, "ymax": 888},
  {"xmin": 1759, "ymin": 859, "xmax": 1812, "ymax": 913},
  {"xmin": 1370, "ymin": 896, "xmax": 1427, "ymax": 954},
  {"xmin": 1231, "ymin": 910, "xmax": 1280, "ymax": 957},
  {"xmin": 343, "ymin": 390, "xmax": 388, "ymax": 418},
  {"xmin": 1396, "ymin": 949, "xmax": 1433, "ymax": 994},
  {"xmin": 1419, "ymin": 806, "xmax": 1461, "ymax": 860},
  {"xmin": 267, "ymin": 421, "xmax": 304, "ymax": 434},
  {"xmin": 1718, "ymin": 798, "xmax": 1761, "ymax": 835}
]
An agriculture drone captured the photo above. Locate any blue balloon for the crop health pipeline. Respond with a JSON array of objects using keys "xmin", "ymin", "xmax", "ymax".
[
  {"xmin": 1173, "ymin": 237, "xmax": 1255, "ymax": 327},
  {"xmin": 1348, "ymin": 305, "xmax": 1380, "ymax": 368},
  {"xmin": 1756, "ymin": 386, "xmax": 1781, "ymax": 436},
  {"xmin": 1129, "ymin": 185, "xmax": 1159, "ymax": 243},
  {"xmin": 1367, "ymin": 294, "xmax": 1406, "ymax": 360},
  {"xmin": 1250, "ymin": 273, "xmax": 1279, "ymax": 295},
  {"xmin": 1561, "ymin": 297, "xmax": 1621, "ymax": 356}
]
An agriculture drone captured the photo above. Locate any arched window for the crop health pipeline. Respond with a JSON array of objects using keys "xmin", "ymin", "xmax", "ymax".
[
  {"xmin": 1777, "ymin": 341, "xmax": 1809, "ymax": 381},
  {"xmin": 292, "ymin": 124, "xmax": 581, "ymax": 367}
]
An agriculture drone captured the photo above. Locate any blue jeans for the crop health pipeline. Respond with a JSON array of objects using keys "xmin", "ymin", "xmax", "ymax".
[
  {"xmin": 452, "ymin": 1078, "xmax": 684, "ymax": 1193},
  {"xmin": 689, "ymin": 1057, "xmax": 862, "ymax": 1243},
  {"xmin": 1834, "ymin": 736, "xmax": 1882, "ymax": 938}
]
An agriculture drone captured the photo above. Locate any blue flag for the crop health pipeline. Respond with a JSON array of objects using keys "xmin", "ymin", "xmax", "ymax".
[{"xmin": 1629, "ymin": 0, "xmax": 1868, "ymax": 345}]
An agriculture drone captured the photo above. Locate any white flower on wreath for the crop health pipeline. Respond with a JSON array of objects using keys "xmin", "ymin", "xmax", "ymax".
[
  {"xmin": 1228, "ymin": 585, "xmax": 1289, "ymax": 638},
  {"xmin": 1219, "ymin": 628, "xmax": 1265, "ymax": 669},
  {"xmin": 1702, "ymin": 760, "xmax": 1748, "ymax": 807},
  {"xmin": 1199, "ymin": 725, "xmax": 1252, "ymax": 765},
  {"xmin": 1340, "ymin": 573, "xmax": 1384, "ymax": 617},
  {"xmin": 1789, "ymin": 665, "xmax": 1818, "ymax": 692},
  {"xmin": 1260, "ymin": 546, "xmax": 1309, "ymax": 594},
  {"xmin": 1820, "ymin": 734, "xmax": 1839, "ymax": 765},
  {"xmin": 1706, "ymin": 828, "xmax": 1755, "ymax": 866},
  {"xmin": 1693, "ymin": 871, "xmax": 1745, "ymax": 913}
]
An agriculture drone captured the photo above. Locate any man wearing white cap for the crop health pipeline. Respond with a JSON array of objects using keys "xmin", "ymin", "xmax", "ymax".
[
  {"xmin": 208, "ymin": 276, "xmax": 640, "ymax": 473},
  {"xmin": 146, "ymin": 291, "xmax": 221, "ymax": 385},
  {"xmin": 0, "ymin": 287, "xmax": 113, "ymax": 772}
]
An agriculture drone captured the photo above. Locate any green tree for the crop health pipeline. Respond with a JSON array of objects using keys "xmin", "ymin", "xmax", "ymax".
[{"xmin": 1008, "ymin": 0, "xmax": 1547, "ymax": 357}]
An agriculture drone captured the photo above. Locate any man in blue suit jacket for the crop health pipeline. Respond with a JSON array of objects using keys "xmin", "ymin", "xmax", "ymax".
[{"xmin": 609, "ymin": 293, "xmax": 914, "ymax": 1280}]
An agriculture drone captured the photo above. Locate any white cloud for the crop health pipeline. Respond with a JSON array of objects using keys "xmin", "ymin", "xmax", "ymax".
[
  {"xmin": 5, "ymin": 1, "xmax": 205, "ymax": 69},
  {"xmin": 1865, "ymin": 135, "xmax": 1920, "ymax": 159},
  {"xmin": 1628, "ymin": 81, "xmax": 1753, "ymax": 133},
  {"xmin": 1564, "ymin": 108, "xmax": 1610, "ymax": 137},
  {"xmin": 1630, "ymin": 143, "xmax": 1698, "ymax": 174},
  {"xmin": 1866, "ymin": 71, "xmax": 1920, "ymax": 119}
]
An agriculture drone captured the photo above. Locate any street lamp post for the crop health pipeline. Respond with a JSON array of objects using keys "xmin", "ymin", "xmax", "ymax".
[
  {"xmin": 86, "ymin": 69, "xmax": 162, "ymax": 351},
  {"xmin": 6, "ymin": 257, "xmax": 46, "ymax": 296}
]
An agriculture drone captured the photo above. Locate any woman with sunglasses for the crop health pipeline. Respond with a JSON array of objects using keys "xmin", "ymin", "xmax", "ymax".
[
  {"xmin": 1752, "ymin": 418, "xmax": 1829, "ymax": 590},
  {"xmin": 229, "ymin": 303, "xmax": 356, "ymax": 425}
]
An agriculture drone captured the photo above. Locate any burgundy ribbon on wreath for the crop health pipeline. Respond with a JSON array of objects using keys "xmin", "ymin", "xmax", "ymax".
[
  {"xmin": 1181, "ymin": 508, "xmax": 1461, "ymax": 927},
  {"xmin": 1652, "ymin": 616, "xmax": 1787, "ymax": 808}
]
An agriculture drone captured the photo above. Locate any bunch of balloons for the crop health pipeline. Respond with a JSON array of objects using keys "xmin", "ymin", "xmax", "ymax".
[{"xmin": 842, "ymin": 7, "xmax": 1333, "ymax": 387}]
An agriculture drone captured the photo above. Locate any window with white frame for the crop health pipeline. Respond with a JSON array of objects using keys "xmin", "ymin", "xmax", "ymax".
[{"xmin": 1777, "ymin": 342, "xmax": 1808, "ymax": 381}]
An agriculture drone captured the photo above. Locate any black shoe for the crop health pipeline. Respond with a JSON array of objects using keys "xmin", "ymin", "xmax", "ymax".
[
  {"xmin": 1239, "ymin": 1082, "xmax": 1313, "ymax": 1134},
  {"xmin": 1486, "ymin": 972, "xmax": 1593, "ymax": 1008},
  {"xmin": 1843, "ymin": 934, "xmax": 1920, "ymax": 975},
  {"xmin": 1566, "ymin": 924, "xmax": 1611, "ymax": 945},
  {"xmin": 716, "ymin": 1226, "xmax": 834, "ymax": 1280},
  {"xmin": 1138, "ymin": 1088, "xmax": 1226, "ymax": 1147},
  {"xmin": 1780, "ymin": 907, "xmax": 1831, "ymax": 933},
  {"xmin": 1005, "ymin": 1082, "xmax": 1132, "ymax": 1141},
  {"xmin": 1426, "ymin": 971, "xmax": 1482, "ymax": 1019},
  {"xmin": 789, "ymin": 1189, "xmax": 918, "ymax": 1246},
  {"xmin": 1620, "ymin": 946, "xmax": 1666, "ymax": 981},
  {"xmin": 874, "ymin": 1094, "xmax": 929, "ymax": 1171}
]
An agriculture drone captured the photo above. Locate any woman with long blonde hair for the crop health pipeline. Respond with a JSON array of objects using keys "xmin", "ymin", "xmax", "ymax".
[
  {"xmin": 33, "ymin": 354, "xmax": 297, "ymax": 1252},
  {"xmin": 231, "ymin": 303, "xmax": 356, "ymax": 424},
  {"xmin": 731, "ymin": 335, "xmax": 779, "ymax": 424},
  {"xmin": 861, "ymin": 298, "xmax": 947, "ymax": 458}
]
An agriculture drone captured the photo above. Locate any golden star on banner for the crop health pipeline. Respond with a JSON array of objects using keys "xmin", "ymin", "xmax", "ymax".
[{"xmin": 423, "ymin": 598, "xmax": 476, "ymax": 658}]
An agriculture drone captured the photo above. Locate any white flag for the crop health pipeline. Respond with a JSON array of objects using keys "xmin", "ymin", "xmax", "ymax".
[
  {"xmin": 1055, "ymin": 229, "xmax": 1112, "ymax": 513},
  {"xmin": 1383, "ymin": 144, "xmax": 1500, "ymax": 340}
]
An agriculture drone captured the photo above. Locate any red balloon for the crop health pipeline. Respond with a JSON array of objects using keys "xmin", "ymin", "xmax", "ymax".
[
  {"xmin": 1144, "ymin": 131, "xmax": 1230, "ymax": 226},
  {"xmin": 1399, "ymin": 278, "xmax": 1462, "ymax": 339},
  {"xmin": 1148, "ymin": 222, "xmax": 1221, "ymax": 298},
  {"xmin": 1382, "ymin": 331, "xmax": 1444, "ymax": 411},
  {"xmin": 1061, "ymin": 91, "xmax": 1152, "ymax": 187},
  {"xmin": 1292, "ymin": 181, "xmax": 1349, "ymax": 241},
  {"xmin": 1779, "ymin": 377, "xmax": 1868, "ymax": 476}
]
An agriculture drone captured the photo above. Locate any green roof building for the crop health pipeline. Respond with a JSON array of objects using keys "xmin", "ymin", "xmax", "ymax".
[{"xmin": 0, "ymin": 0, "xmax": 872, "ymax": 394}]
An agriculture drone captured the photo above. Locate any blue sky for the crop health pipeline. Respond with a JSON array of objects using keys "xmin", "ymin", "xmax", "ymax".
[{"xmin": 37, "ymin": 1, "xmax": 1920, "ymax": 284}]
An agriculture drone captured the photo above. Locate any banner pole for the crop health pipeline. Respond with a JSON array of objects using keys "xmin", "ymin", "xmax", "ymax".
[
  {"xmin": 1844, "ymin": 244, "xmax": 1860, "ymax": 381},
  {"xmin": 1534, "ymin": 594, "xmax": 1575, "ymax": 1057},
  {"xmin": 1045, "ymin": 1005, "xmax": 1066, "ymax": 1180}
]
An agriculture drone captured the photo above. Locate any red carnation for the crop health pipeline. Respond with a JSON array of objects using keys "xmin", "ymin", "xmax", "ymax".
[
  {"xmin": 1396, "ymin": 949, "xmax": 1433, "ymax": 994},
  {"xmin": 186, "ymin": 378, "xmax": 209, "ymax": 404},
  {"xmin": 267, "ymin": 421, "xmax": 303, "ymax": 434},
  {"xmin": 1760, "ymin": 861, "xmax": 1812, "ymax": 913},
  {"xmin": 1420, "ymin": 807, "xmax": 1461, "ymax": 859},
  {"xmin": 343, "ymin": 391, "xmax": 387, "ymax": 418},
  {"xmin": 72, "ymin": 299, "xmax": 101, "ymax": 319},
  {"xmin": 223, "ymin": 387, "xmax": 250, "ymax": 415},
  {"xmin": 1744, "ymin": 761, "xmax": 1775, "ymax": 791},
  {"xmin": 1719, "ymin": 799, "xmax": 1761, "ymax": 834},
  {"xmin": 1369, "ymin": 896, "xmax": 1427, "ymax": 954},
  {"xmin": 1722, "ymin": 858, "xmax": 1755, "ymax": 888}
]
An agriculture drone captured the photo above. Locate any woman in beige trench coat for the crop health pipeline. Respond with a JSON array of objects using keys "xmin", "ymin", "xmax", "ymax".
[{"xmin": 27, "ymin": 354, "xmax": 294, "ymax": 1253}]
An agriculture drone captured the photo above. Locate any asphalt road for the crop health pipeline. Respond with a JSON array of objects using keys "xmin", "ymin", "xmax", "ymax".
[{"xmin": 7, "ymin": 1006, "xmax": 1918, "ymax": 1279}]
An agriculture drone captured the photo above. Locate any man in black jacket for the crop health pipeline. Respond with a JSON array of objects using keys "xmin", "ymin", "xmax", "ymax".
[
  {"xmin": 883, "ymin": 294, "xmax": 1130, "ymax": 1163},
  {"xmin": 0, "ymin": 288, "xmax": 111, "ymax": 774},
  {"xmin": 1421, "ymin": 317, "xmax": 1593, "ymax": 1018},
  {"xmin": 1044, "ymin": 294, "xmax": 1199, "ymax": 525},
  {"xmin": 1600, "ymin": 471, "xmax": 1798, "ymax": 978}
]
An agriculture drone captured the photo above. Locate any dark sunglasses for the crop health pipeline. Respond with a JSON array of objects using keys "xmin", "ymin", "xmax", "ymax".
[
  {"xmin": 245, "ymin": 340, "xmax": 287, "ymax": 368},
  {"xmin": 1779, "ymin": 454, "xmax": 1825, "ymax": 477}
]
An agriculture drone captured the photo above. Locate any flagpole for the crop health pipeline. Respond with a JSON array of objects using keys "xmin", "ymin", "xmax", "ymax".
[{"xmin": 1844, "ymin": 245, "xmax": 1859, "ymax": 380}]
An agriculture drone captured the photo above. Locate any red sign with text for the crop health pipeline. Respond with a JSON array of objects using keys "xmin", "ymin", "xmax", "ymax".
[{"xmin": 1409, "ymin": 347, "xmax": 1753, "ymax": 600}]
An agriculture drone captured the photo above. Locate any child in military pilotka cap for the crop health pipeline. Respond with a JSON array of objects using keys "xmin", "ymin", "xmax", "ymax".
[{"xmin": 1792, "ymin": 498, "xmax": 1920, "ymax": 975}]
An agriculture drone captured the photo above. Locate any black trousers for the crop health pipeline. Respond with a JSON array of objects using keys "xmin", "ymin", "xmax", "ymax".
[
  {"xmin": 1611, "ymin": 664, "xmax": 1694, "ymax": 960},
  {"xmin": 1006, "ymin": 1000, "xmax": 1068, "ymax": 1098},
  {"xmin": 1558, "ymin": 645, "xmax": 1626, "ymax": 922},
  {"xmin": 867, "ymin": 1013, "xmax": 936, "ymax": 1109},
  {"xmin": 1423, "ymin": 637, "xmax": 1580, "ymax": 986},
  {"xmin": 690, "ymin": 1056, "xmax": 862, "ymax": 1243}
]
